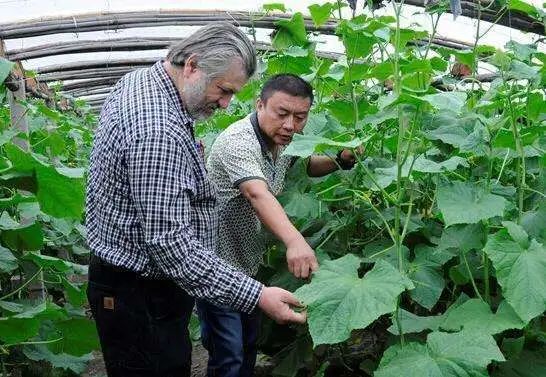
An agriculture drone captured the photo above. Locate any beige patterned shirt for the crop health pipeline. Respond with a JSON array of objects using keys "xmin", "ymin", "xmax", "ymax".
[{"xmin": 207, "ymin": 113, "xmax": 295, "ymax": 276}]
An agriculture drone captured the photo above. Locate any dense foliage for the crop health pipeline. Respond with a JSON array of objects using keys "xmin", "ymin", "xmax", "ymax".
[
  {"xmin": 0, "ymin": 58, "xmax": 100, "ymax": 376},
  {"xmin": 199, "ymin": 1, "xmax": 546, "ymax": 375},
  {"xmin": 0, "ymin": 0, "xmax": 545, "ymax": 375}
]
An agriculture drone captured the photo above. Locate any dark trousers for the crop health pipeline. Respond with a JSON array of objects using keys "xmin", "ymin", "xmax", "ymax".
[
  {"xmin": 87, "ymin": 256, "xmax": 195, "ymax": 377},
  {"xmin": 196, "ymin": 299, "xmax": 261, "ymax": 377}
]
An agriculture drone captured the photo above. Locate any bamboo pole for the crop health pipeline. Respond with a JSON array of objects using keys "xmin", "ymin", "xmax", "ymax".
[
  {"xmin": 8, "ymin": 35, "xmax": 470, "ymax": 64},
  {"xmin": 38, "ymin": 67, "xmax": 136, "ymax": 82},
  {"xmin": 0, "ymin": 7, "xmax": 540, "ymax": 39},
  {"xmin": 60, "ymin": 77, "xmax": 121, "ymax": 91},
  {"xmin": 35, "ymin": 58, "xmax": 157, "ymax": 74},
  {"xmin": 0, "ymin": 10, "xmax": 337, "ymax": 39},
  {"xmin": 402, "ymin": 0, "xmax": 543, "ymax": 35}
]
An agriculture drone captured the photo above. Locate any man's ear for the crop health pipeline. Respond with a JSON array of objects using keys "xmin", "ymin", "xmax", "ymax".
[
  {"xmin": 256, "ymin": 97, "xmax": 264, "ymax": 112},
  {"xmin": 182, "ymin": 53, "xmax": 199, "ymax": 77}
]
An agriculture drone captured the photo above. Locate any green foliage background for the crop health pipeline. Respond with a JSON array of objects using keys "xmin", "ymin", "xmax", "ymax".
[{"xmin": 0, "ymin": 0, "xmax": 545, "ymax": 375}]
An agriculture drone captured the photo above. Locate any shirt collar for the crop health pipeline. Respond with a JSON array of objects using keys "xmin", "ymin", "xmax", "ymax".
[
  {"xmin": 250, "ymin": 112, "xmax": 269, "ymax": 155},
  {"xmin": 150, "ymin": 60, "xmax": 194, "ymax": 127}
]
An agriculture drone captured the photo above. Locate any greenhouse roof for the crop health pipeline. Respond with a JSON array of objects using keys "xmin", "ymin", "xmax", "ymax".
[{"xmin": 0, "ymin": 0, "xmax": 544, "ymax": 109}]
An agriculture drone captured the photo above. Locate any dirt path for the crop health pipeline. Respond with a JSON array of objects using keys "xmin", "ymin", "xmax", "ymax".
[{"xmin": 82, "ymin": 344, "xmax": 209, "ymax": 377}]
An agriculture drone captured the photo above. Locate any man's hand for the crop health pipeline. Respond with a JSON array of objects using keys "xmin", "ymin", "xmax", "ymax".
[
  {"xmin": 337, "ymin": 146, "xmax": 364, "ymax": 170},
  {"xmin": 286, "ymin": 237, "xmax": 319, "ymax": 279},
  {"xmin": 258, "ymin": 286, "xmax": 306, "ymax": 324}
]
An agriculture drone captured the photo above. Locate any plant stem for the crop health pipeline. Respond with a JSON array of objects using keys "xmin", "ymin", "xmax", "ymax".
[
  {"xmin": 482, "ymin": 245, "xmax": 490, "ymax": 305},
  {"xmin": 462, "ymin": 251, "xmax": 484, "ymax": 301},
  {"xmin": 3, "ymin": 336, "xmax": 63, "ymax": 349},
  {"xmin": 0, "ymin": 267, "xmax": 44, "ymax": 301},
  {"xmin": 392, "ymin": 0, "xmax": 406, "ymax": 347},
  {"xmin": 505, "ymin": 81, "xmax": 526, "ymax": 223}
]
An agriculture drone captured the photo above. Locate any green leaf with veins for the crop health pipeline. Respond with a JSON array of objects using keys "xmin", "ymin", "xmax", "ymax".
[
  {"xmin": 295, "ymin": 255, "xmax": 413, "ymax": 346},
  {"xmin": 437, "ymin": 180, "xmax": 506, "ymax": 226},
  {"xmin": 439, "ymin": 223, "xmax": 486, "ymax": 253},
  {"xmin": 484, "ymin": 228, "xmax": 546, "ymax": 322},
  {"xmin": 283, "ymin": 134, "xmax": 365, "ymax": 158},
  {"xmin": 0, "ymin": 244, "xmax": 18, "ymax": 273},
  {"xmin": 263, "ymin": 3, "xmax": 286, "ymax": 12},
  {"xmin": 23, "ymin": 345, "xmax": 93, "ymax": 374},
  {"xmin": 408, "ymin": 245, "xmax": 451, "ymax": 310},
  {"xmin": 272, "ymin": 13, "xmax": 308, "ymax": 50},
  {"xmin": 0, "ymin": 58, "xmax": 15, "ymax": 84},
  {"xmin": 308, "ymin": 3, "xmax": 333, "ymax": 27},
  {"xmin": 375, "ymin": 331, "xmax": 504, "ymax": 377}
]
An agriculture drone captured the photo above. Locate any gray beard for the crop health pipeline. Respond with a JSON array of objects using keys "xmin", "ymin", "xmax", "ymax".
[{"xmin": 182, "ymin": 75, "xmax": 214, "ymax": 120}]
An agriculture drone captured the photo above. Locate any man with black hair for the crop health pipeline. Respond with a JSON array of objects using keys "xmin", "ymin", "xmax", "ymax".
[{"xmin": 198, "ymin": 74, "xmax": 357, "ymax": 377}]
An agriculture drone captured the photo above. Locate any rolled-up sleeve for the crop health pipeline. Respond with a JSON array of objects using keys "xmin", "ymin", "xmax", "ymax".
[{"xmin": 125, "ymin": 133, "xmax": 262, "ymax": 313}]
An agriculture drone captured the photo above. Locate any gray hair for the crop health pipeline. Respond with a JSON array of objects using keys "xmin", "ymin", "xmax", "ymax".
[{"xmin": 167, "ymin": 22, "xmax": 257, "ymax": 79}]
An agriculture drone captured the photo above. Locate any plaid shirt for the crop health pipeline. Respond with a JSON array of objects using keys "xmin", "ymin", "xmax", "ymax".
[{"xmin": 86, "ymin": 61, "xmax": 262, "ymax": 313}]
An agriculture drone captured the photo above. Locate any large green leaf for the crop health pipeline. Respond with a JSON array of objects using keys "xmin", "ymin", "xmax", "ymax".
[
  {"xmin": 0, "ymin": 244, "xmax": 18, "ymax": 273},
  {"xmin": 375, "ymin": 331, "xmax": 505, "ymax": 377},
  {"xmin": 35, "ymin": 164, "xmax": 85, "ymax": 219},
  {"xmin": 295, "ymin": 255, "xmax": 413, "ymax": 345},
  {"xmin": 308, "ymin": 3, "xmax": 333, "ymax": 27},
  {"xmin": 0, "ymin": 302, "xmax": 65, "ymax": 344},
  {"xmin": 62, "ymin": 277, "xmax": 88, "ymax": 307},
  {"xmin": 5, "ymin": 144, "xmax": 85, "ymax": 219},
  {"xmin": 266, "ymin": 54, "xmax": 314, "ymax": 75},
  {"xmin": 51, "ymin": 318, "xmax": 100, "ymax": 356},
  {"xmin": 387, "ymin": 309, "xmax": 445, "ymax": 335},
  {"xmin": 493, "ymin": 349, "xmax": 546, "ymax": 377},
  {"xmin": 325, "ymin": 98, "xmax": 371, "ymax": 125},
  {"xmin": 412, "ymin": 155, "xmax": 468, "ymax": 173},
  {"xmin": 0, "ymin": 191, "xmax": 37, "ymax": 210},
  {"xmin": 0, "ymin": 317, "xmax": 40, "ymax": 344},
  {"xmin": 283, "ymin": 134, "xmax": 364, "ymax": 158},
  {"xmin": 507, "ymin": 0, "xmax": 541, "ymax": 19},
  {"xmin": 439, "ymin": 223, "xmax": 486, "ymax": 253},
  {"xmin": 441, "ymin": 299, "xmax": 526, "ymax": 334},
  {"xmin": 283, "ymin": 192, "xmax": 324, "ymax": 220},
  {"xmin": 422, "ymin": 92, "xmax": 467, "ymax": 113},
  {"xmin": 0, "ymin": 212, "xmax": 44, "ymax": 251},
  {"xmin": 408, "ymin": 245, "xmax": 451, "ymax": 310},
  {"xmin": 521, "ymin": 203, "xmax": 546, "ymax": 242},
  {"xmin": 337, "ymin": 18, "xmax": 375, "ymax": 59},
  {"xmin": 423, "ymin": 113, "xmax": 489, "ymax": 155},
  {"xmin": 23, "ymin": 345, "xmax": 93, "ymax": 374},
  {"xmin": 272, "ymin": 13, "xmax": 308, "ymax": 50},
  {"xmin": 263, "ymin": 2, "xmax": 286, "ymax": 12},
  {"xmin": 437, "ymin": 180, "xmax": 506, "ymax": 226},
  {"xmin": 0, "ymin": 58, "xmax": 15, "ymax": 84},
  {"xmin": 25, "ymin": 252, "xmax": 87, "ymax": 275},
  {"xmin": 484, "ymin": 228, "xmax": 546, "ymax": 322}
]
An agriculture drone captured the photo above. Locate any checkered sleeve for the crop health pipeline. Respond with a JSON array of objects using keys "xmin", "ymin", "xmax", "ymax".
[
  {"xmin": 217, "ymin": 133, "xmax": 267, "ymax": 187},
  {"xmin": 125, "ymin": 133, "xmax": 262, "ymax": 313}
]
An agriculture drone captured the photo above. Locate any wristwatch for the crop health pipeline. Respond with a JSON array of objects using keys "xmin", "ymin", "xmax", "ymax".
[{"xmin": 335, "ymin": 150, "xmax": 355, "ymax": 170}]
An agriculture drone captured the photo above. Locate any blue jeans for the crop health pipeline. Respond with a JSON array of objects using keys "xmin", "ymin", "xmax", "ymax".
[{"xmin": 196, "ymin": 300, "xmax": 261, "ymax": 377}]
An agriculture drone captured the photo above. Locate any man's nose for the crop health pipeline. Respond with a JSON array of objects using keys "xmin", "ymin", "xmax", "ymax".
[
  {"xmin": 218, "ymin": 94, "xmax": 233, "ymax": 109},
  {"xmin": 283, "ymin": 116, "xmax": 295, "ymax": 131}
]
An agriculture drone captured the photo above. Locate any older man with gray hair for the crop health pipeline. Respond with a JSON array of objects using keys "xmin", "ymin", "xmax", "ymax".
[{"xmin": 86, "ymin": 23, "xmax": 305, "ymax": 377}]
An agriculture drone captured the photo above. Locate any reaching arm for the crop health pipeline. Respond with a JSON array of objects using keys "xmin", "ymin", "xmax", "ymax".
[
  {"xmin": 307, "ymin": 155, "xmax": 338, "ymax": 177},
  {"xmin": 239, "ymin": 179, "xmax": 318, "ymax": 278},
  {"xmin": 307, "ymin": 149, "xmax": 360, "ymax": 177}
]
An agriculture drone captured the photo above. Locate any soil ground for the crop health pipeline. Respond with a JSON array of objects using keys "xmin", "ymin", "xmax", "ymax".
[{"xmin": 82, "ymin": 344, "xmax": 209, "ymax": 377}]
